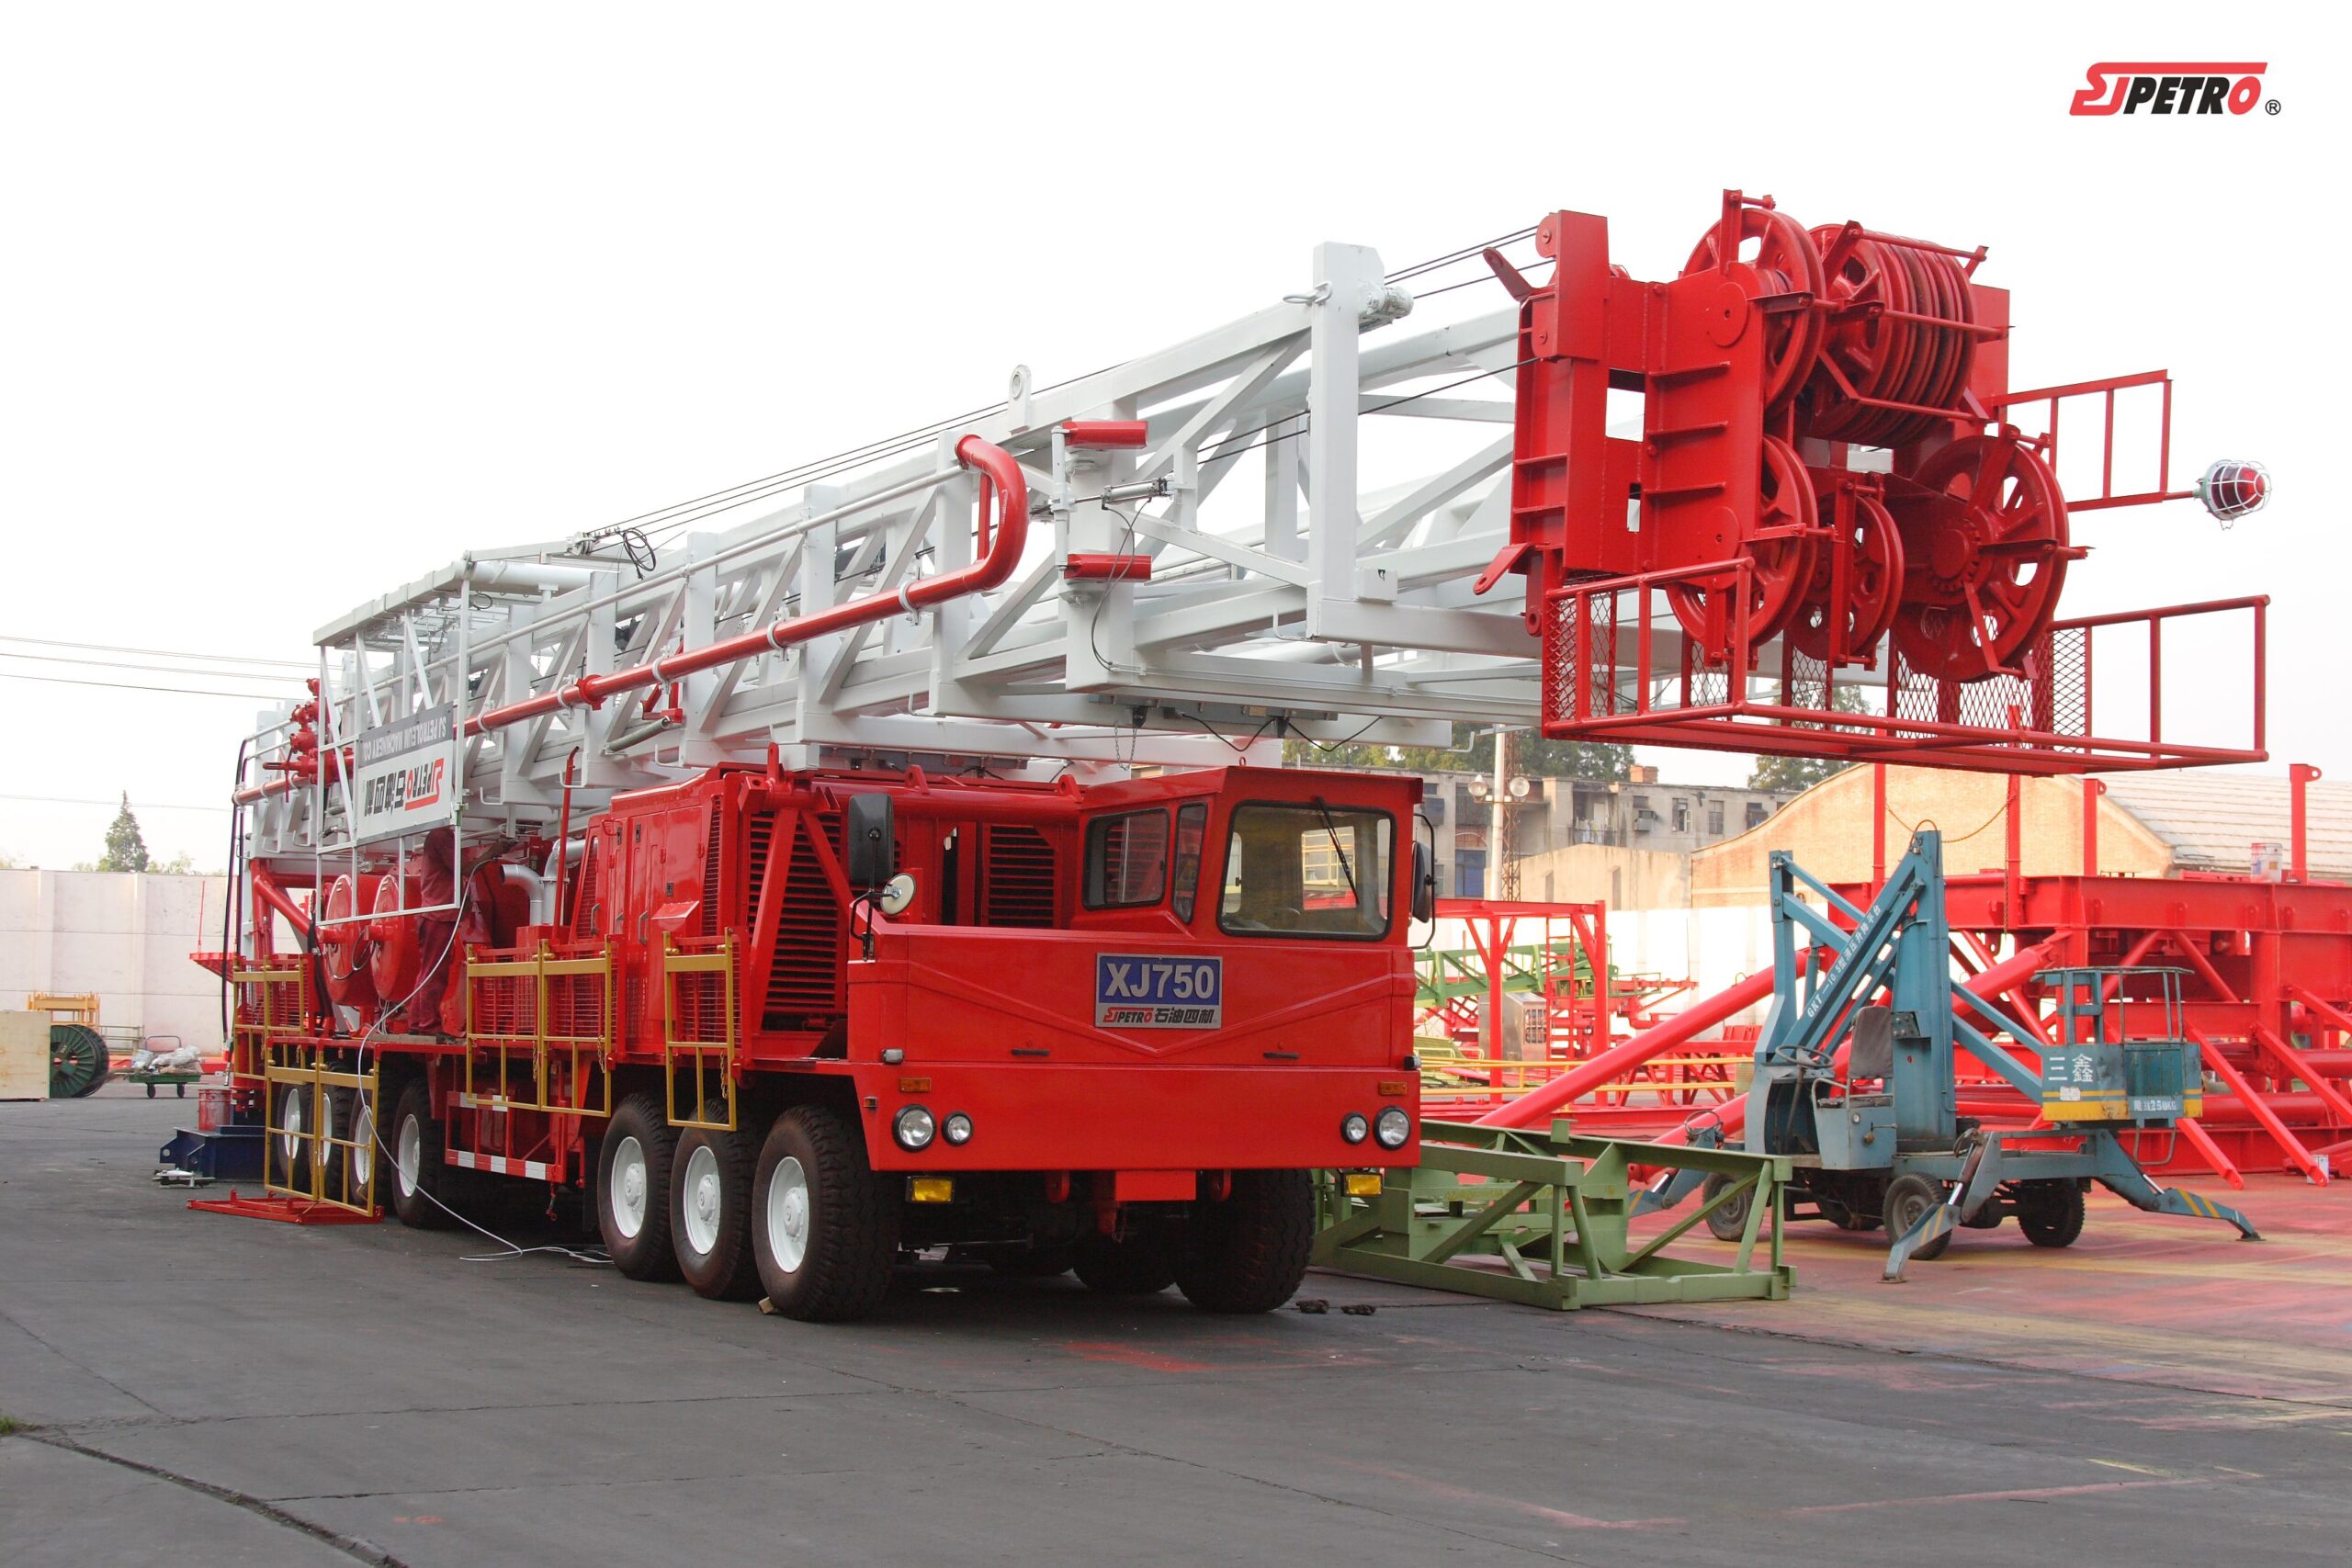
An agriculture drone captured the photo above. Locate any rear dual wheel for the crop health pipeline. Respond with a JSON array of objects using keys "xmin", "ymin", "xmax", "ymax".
[
  {"xmin": 673, "ymin": 1126, "xmax": 762, "ymax": 1300},
  {"xmin": 597, "ymin": 1093, "xmax": 681, "ymax": 1281}
]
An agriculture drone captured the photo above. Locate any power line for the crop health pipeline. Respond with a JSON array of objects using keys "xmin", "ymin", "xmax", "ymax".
[
  {"xmin": 0, "ymin": 649, "xmax": 296, "ymax": 682},
  {"xmin": 0, "ymin": 792, "xmax": 231, "ymax": 814},
  {"xmin": 0, "ymin": 633, "xmax": 310, "ymax": 669},
  {"xmin": 0, "ymin": 671, "xmax": 283, "ymax": 700}
]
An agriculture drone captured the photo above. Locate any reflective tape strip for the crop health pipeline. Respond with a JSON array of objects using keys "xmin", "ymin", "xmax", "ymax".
[{"xmin": 447, "ymin": 1151, "xmax": 552, "ymax": 1180}]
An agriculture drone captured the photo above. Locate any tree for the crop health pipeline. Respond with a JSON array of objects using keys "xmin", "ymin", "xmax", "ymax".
[
  {"xmin": 97, "ymin": 794, "xmax": 150, "ymax": 873},
  {"xmin": 1747, "ymin": 685, "xmax": 1871, "ymax": 794},
  {"xmin": 1283, "ymin": 724, "xmax": 1633, "ymax": 783}
]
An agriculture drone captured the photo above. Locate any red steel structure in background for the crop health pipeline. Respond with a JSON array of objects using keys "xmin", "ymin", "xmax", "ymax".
[{"xmin": 1478, "ymin": 191, "xmax": 2267, "ymax": 773}]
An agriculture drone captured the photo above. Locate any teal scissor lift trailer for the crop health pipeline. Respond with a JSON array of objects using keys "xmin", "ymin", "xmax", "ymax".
[{"xmin": 1645, "ymin": 829, "xmax": 2257, "ymax": 1279}]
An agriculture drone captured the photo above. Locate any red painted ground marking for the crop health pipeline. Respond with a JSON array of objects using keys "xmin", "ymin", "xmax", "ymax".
[{"xmin": 1058, "ymin": 1341, "xmax": 1218, "ymax": 1372}]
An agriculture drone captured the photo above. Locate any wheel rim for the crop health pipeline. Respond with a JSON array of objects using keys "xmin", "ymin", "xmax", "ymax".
[
  {"xmin": 351, "ymin": 1096, "xmax": 376, "ymax": 1190},
  {"xmin": 681, "ymin": 1144, "xmax": 722, "ymax": 1258},
  {"xmin": 611, "ymin": 1136, "xmax": 650, "ymax": 1240},
  {"xmin": 396, "ymin": 1112, "xmax": 423, "ymax": 1197},
  {"xmin": 767, "ymin": 1156, "xmax": 810, "ymax": 1274},
  {"xmin": 279, "ymin": 1086, "xmax": 305, "ymax": 1169}
]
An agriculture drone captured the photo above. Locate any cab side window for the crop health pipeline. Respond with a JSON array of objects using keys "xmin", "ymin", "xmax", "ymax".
[{"xmin": 1083, "ymin": 809, "xmax": 1170, "ymax": 909}]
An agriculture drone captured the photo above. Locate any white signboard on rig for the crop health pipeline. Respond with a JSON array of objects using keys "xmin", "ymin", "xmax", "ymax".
[{"xmin": 352, "ymin": 705, "xmax": 458, "ymax": 844}]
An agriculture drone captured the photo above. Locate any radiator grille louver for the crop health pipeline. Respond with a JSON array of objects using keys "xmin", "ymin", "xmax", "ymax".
[
  {"xmin": 749, "ymin": 811, "xmax": 846, "ymax": 1026},
  {"xmin": 983, "ymin": 825, "xmax": 1057, "ymax": 928}
]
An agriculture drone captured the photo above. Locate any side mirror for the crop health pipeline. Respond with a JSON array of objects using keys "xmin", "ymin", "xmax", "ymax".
[
  {"xmin": 1411, "ymin": 839, "xmax": 1437, "ymax": 923},
  {"xmin": 845, "ymin": 793, "xmax": 896, "ymax": 892}
]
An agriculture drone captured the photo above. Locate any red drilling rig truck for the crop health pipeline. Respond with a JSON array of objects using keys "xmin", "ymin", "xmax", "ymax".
[{"xmin": 203, "ymin": 188, "xmax": 2266, "ymax": 1321}]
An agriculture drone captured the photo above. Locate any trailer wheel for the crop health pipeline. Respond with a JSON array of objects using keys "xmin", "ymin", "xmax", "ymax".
[
  {"xmin": 672, "ymin": 1125, "xmax": 762, "ymax": 1300},
  {"xmin": 2016, "ymin": 1179, "xmax": 2086, "ymax": 1248},
  {"xmin": 1701, "ymin": 1172, "xmax": 1756, "ymax": 1242},
  {"xmin": 751, "ymin": 1105, "xmax": 898, "ymax": 1322},
  {"xmin": 597, "ymin": 1093, "xmax": 682, "ymax": 1281},
  {"xmin": 274, "ymin": 1080, "xmax": 316, "ymax": 1193},
  {"xmin": 1073, "ymin": 1231, "xmax": 1176, "ymax": 1296},
  {"xmin": 1883, "ymin": 1173, "xmax": 1952, "ymax": 1261},
  {"xmin": 1173, "ymin": 1170, "xmax": 1315, "ymax": 1314},
  {"xmin": 388, "ymin": 1079, "xmax": 454, "ymax": 1229}
]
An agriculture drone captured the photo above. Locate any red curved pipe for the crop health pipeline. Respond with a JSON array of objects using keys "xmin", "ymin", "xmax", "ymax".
[
  {"xmin": 233, "ymin": 437, "xmax": 1026, "ymax": 803},
  {"xmin": 463, "ymin": 435, "xmax": 1026, "ymax": 737}
]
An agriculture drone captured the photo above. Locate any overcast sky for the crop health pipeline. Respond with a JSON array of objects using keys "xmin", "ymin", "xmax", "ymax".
[{"xmin": 0, "ymin": 4, "xmax": 2337, "ymax": 871}]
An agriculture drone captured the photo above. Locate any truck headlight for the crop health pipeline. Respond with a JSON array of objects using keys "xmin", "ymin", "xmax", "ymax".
[
  {"xmin": 1340, "ymin": 1111, "xmax": 1370, "ymax": 1145},
  {"xmin": 1374, "ymin": 1107, "xmax": 1411, "ymax": 1150},
  {"xmin": 893, "ymin": 1105, "xmax": 936, "ymax": 1150},
  {"xmin": 943, "ymin": 1111, "xmax": 974, "ymax": 1146}
]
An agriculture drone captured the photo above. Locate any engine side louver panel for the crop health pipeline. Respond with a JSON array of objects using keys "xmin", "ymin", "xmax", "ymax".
[
  {"xmin": 982, "ymin": 825, "xmax": 1057, "ymax": 928},
  {"xmin": 748, "ymin": 809, "xmax": 846, "ymax": 1027}
]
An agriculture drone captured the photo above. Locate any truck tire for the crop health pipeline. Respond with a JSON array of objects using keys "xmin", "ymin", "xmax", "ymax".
[
  {"xmin": 598, "ymin": 1093, "xmax": 682, "ymax": 1281},
  {"xmin": 2016, "ymin": 1179, "xmax": 2086, "ymax": 1247},
  {"xmin": 1883, "ymin": 1173, "xmax": 1952, "ymax": 1261},
  {"xmin": 1174, "ymin": 1170, "xmax": 1315, "ymax": 1314},
  {"xmin": 752, "ymin": 1105, "xmax": 897, "ymax": 1322},
  {"xmin": 387, "ymin": 1079, "xmax": 455, "ymax": 1229},
  {"xmin": 672, "ymin": 1124, "xmax": 763, "ymax": 1300},
  {"xmin": 1073, "ymin": 1231, "xmax": 1176, "ymax": 1296}
]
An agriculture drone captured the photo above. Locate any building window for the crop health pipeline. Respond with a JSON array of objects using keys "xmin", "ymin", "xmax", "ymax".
[
  {"xmin": 1672, "ymin": 798, "xmax": 1690, "ymax": 832},
  {"xmin": 1707, "ymin": 801, "xmax": 1724, "ymax": 836},
  {"xmin": 1746, "ymin": 801, "xmax": 1768, "ymax": 829}
]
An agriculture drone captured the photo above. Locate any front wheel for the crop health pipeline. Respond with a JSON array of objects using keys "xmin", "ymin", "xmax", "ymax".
[
  {"xmin": 1174, "ymin": 1171, "xmax": 1315, "ymax": 1314},
  {"xmin": 1883, "ymin": 1173, "xmax": 1952, "ymax": 1261},
  {"xmin": 751, "ymin": 1105, "xmax": 898, "ymax": 1322},
  {"xmin": 1701, "ymin": 1172, "xmax": 1754, "ymax": 1242},
  {"xmin": 2016, "ymin": 1179, "xmax": 2086, "ymax": 1248}
]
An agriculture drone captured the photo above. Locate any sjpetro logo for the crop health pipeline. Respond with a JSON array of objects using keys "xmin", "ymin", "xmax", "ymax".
[{"xmin": 2071, "ymin": 62, "xmax": 2272, "ymax": 117}]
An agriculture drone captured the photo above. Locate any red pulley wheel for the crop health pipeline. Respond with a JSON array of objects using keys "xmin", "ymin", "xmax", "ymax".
[
  {"xmin": 1667, "ymin": 435, "xmax": 1817, "ymax": 662},
  {"xmin": 1684, "ymin": 207, "xmax": 1826, "ymax": 412},
  {"xmin": 368, "ymin": 874, "xmax": 424, "ymax": 1004},
  {"xmin": 1791, "ymin": 489, "xmax": 1905, "ymax": 665},
  {"xmin": 1888, "ymin": 434, "xmax": 2073, "ymax": 682},
  {"xmin": 321, "ymin": 872, "xmax": 381, "ymax": 1009}
]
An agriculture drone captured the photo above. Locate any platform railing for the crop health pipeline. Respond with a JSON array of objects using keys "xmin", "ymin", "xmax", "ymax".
[
  {"xmin": 461, "ymin": 940, "xmax": 615, "ymax": 1118},
  {"xmin": 258, "ymin": 1042, "xmax": 379, "ymax": 1218},
  {"xmin": 1543, "ymin": 558, "xmax": 2266, "ymax": 773},
  {"xmin": 662, "ymin": 933, "xmax": 738, "ymax": 1130}
]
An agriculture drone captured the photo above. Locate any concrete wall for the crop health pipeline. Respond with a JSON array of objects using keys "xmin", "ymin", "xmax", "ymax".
[
  {"xmin": 1510, "ymin": 844, "xmax": 1692, "ymax": 910},
  {"xmin": 1689, "ymin": 766, "xmax": 2174, "ymax": 908},
  {"xmin": 0, "ymin": 870, "xmax": 231, "ymax": 1049}
]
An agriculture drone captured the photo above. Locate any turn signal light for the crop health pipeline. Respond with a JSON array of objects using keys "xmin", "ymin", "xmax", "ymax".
[
  {"xmin": 909, "ymin": 1178, "xmax": 956, "ymax": 1203},
  {"xmin": 1343, "ymin": 1172, "xmax": 1384, "ymax": 1197}
]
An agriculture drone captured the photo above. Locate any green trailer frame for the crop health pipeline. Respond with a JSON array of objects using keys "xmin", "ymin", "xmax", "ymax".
[{"xmin": 1315, "ymin": 1119, "xmax": 1793, "ymax": 1310}]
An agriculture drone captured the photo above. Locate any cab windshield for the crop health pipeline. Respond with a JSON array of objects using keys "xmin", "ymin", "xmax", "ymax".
[{"xmin": 1217, "ymin": 802, "xmax": 1393, "ymax": 940}]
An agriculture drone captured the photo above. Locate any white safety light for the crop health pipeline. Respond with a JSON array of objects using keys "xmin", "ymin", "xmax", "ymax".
[
  {"xmin": 1340, "ymin": 1111, "xmax": 1371, "ymax": 1145},
  {"xmin": 943, "ymin": 1111, "xmax": 974, "ymax": 1146},
  {"xmin": 1374, "ymin": 1107, "xmax": 1411, "ymax": 1150},
  {"xmin": 893, "ymin": 1105, "xmax": 936, "ymax": 1150}
]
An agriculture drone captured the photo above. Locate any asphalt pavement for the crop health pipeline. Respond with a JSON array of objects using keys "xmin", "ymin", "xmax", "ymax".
[{"xmin": 4, "ymin": 1093, "xmax": 2346, "ymax": 1566}]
